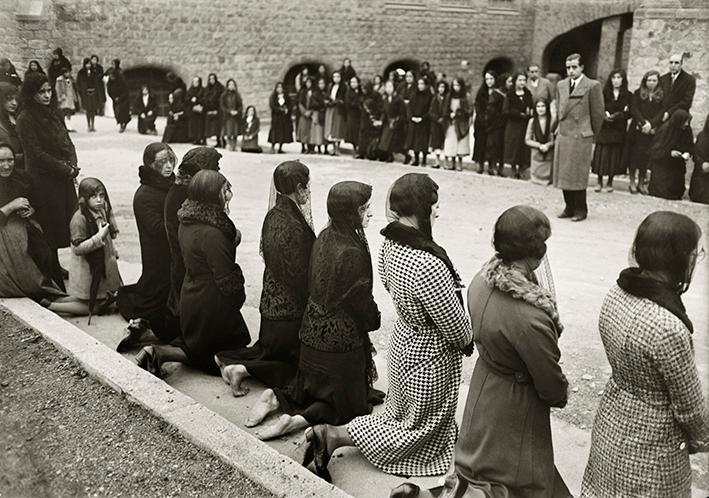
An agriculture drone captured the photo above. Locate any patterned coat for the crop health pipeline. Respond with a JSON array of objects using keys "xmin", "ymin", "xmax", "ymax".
[
  {"xmin": 552, "ymin": 75, "xmax": 604, "ymax": 190},
  {"xmin": 348, "ymin": 239, "xmax": 472, "ymax": 476},
  {"xmin": 581, "ymin": 285, "xmax": 709, "ymax": 497}
]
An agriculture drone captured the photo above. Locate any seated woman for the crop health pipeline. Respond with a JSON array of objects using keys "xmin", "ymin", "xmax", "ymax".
[
  {"xmin": 241, "ymin": 105, "xmax": 262, "ymax": 153},
  {"xmin": 0, "ymin": 142, "xmax": 64, "ymax": 299},
  {"xmin": 581, "ymin": 211, "xmax": 709, "ymax": 497},
  {"xmin": 244, "ymin": 181, "xmax": 380, "ymax": 443},
  {"xmin": 689, "ymin": 114, "xmax": 709, "ymax": 204},
  {"xmin": 391, "ymin": 205, "xmax": 569, "ymax": 498},
  {"xmin": 216, "ymin": 160, "xmax": 315, "ymax": 396},
  {"xmin": 136, "ymin": 170, "xmax": 250, "ymax": 376},
  {"xmin": 134, "ymin": 84, "xmax": 158, "ymax": 135},
  {"xmin": 304, "ymin": 174, "xmax": 473, "ymax": 482},
  {"xmin": 648, "ymin": 110, "xmax": 694, "ymax": 200},
  {"xmin": 0, "ymin": 82, "xmax": 23, "ymax": 170},
  {"xmin": 525, "ymin": 98, "xmax": 555, "ymax": 185},
  {"xmin": 116, "ymin": 143, "xmax": 176, "ymax": 341}
]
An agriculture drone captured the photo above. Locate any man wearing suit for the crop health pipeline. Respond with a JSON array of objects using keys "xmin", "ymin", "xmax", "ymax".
[
  {"xmin": 553, "ymin": 53, "xmax": 604, "ymax": 222},
  {"xmin": 659, "ymin": 53, "xmax": 696, "ymax": 123}
]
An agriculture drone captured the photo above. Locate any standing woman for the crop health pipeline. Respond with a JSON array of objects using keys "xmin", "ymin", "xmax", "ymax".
[
  {"xmin": 162, "ymin": 89, "xmax": 188, "ymax": 144},
  {"xmin": 502, "ymin": 72, "xmax": 534, "ymax": 179},
  {"xmin": 525, "ymin": 98, "xmax": 555, "ymax": 185},
  {"xmin": 268, "ymin": 82, "xmax": 293, "ymax": 153},
  {"xmin": 221, "ymin": 79, "xmax": 243, "ymax": 152},
  {"xmin": 136, "ymin": 170, "xmax": 250, "ymax": 377},
  {"xmin": 428, "ymin": 80, "xmax": 448, "ymax": 169},
  {"xmin": 310, "ymin": 78, "xmax": 326, "ymax": 154},
  {"xmin": 306, "ymin": 174, "xmax": 472, "ymax": 481},
  {"xmin": 106, "ymin": 60, "xmax": 131, "ymax": 133},
  {"xmin": 116, "ymin": 143, "xmax": 176, "ymax": 341},
  {"xmin": 357, "ymin": 81, "xmax": 384, "ymax": 160},
  {"xmin": 408, "ymin": 77, "xmax": 432, "ymax": 166},
  {"xmin": 344, "ymin": 76, "xmax": 363, "ymax": 152},
  {"xmin": 378, "ymin": 80, "xmax": 406, "ymax": 163},
  {"xmin": 203, "ymin": 73, "xmax": 224, "ymax": 148},
  {"xmin": 581, "ymin": 211, "xmax": 709, "ymax": 497},
  {"xmin": 245, "ymin": 181, "xmax": 380, "ymax": 442},
  {"xmin": 647, "ymin": 110, "xmax": 693, "ymax": 200},
  {"xmin": 0, "ymin": 83, "xmax": 23, "ymax": 169},
  {"xmin": 133, "ymin": 84, "xmax": 158, "ymax": 135},
  {"xmin": 297, "ymin": 77, "xmax": 315, "ymax": 153},
  {"xmin": 689, "ymin": 115, "xmax": 709, "ymax": 204},
  {"xmin": 24, "ymin": 60, "xmax": 45, "ymax": 79},
  {"xmin": 216, "ymin": 161, "xmax": 315, "ymax": 396},
  {"xmin": 16, "ymin": 72, "xmax": 79, "ymax": 291},
  {"xmin": 186, "ymin": 76, "xmax": 206, "ymax": 145},
  {"xmin": 443, "ymin": 78, "xmax": 471, "ymax": 172},
  {"xmin": 485, "ymin": 72, "xmax": 506, "ymax": 176},
  {"xmin": 398, "ymin": 70, "xmax": 417, "ymax": 164},
  {"xmin": 624, "ymin": 70, "xmax": 663, "ymax": 194},
  {"xmin": 76, "ymin": 58, "xmax": 101, "ymax": 132},
  {"xmin": 324, "ymin": 71, "xmax": 347, "ymax": 155},
  {"xmin": 592, "ymin": 69, "xmax": 631, "ymax": 192},
  {"xmin": 472, "ymin": 71, "xmax": 492, "ymax": 173}
]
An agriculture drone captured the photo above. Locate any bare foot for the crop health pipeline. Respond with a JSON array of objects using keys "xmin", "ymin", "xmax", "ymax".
[
  {"xmin": 225, "ymin": 365, "xmax": 250, "ymax": 397},
  {"xmin": 245, "ymin": 389, "xmax": 278, "ymax": 427},
  {"xmin": 255, "ymin": 414, "xmax": 307, "ymax": 441},
  {"xmin": 214, "ymin": 355, "xmax": 230, "ymax": 385}
]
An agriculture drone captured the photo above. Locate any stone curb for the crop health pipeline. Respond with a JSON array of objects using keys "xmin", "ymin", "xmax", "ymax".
[{"xmin": 0, "ymin": 298, "xmax": 351, "ymax": 498}]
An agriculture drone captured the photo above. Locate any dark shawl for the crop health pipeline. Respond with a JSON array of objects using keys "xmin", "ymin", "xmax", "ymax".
[{"xmin": 649, "ymin": 109, "xmax": 692, "ymax": 160}]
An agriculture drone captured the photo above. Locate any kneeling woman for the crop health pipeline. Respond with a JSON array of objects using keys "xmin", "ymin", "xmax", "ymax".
[
  {"xmin": 245, "ymin": 181, "xmax": 380, "ymax": 442},
  {"xmin": 305, "ymin": 174, "xmax": 473, "ymax": 481},
  {"xmin": 216, "ymin": 160, "xmax": 315, "ymax": 396},
  {"xmin": 136, "ymin": 170, "xmax": 250, "ymax": 376}
]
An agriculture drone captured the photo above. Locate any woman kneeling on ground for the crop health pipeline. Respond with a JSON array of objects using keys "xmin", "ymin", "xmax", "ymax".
[
  {"xmin": 244, "ymin": 181, "xmax": 381, "ymax": 443},
  {"xmin": 136, "ymin": 170, "xmax": 250, "ymax": 376},
  {"xmin": 215, "ymin": 160, "xmax": 315, "ymax": 396}
]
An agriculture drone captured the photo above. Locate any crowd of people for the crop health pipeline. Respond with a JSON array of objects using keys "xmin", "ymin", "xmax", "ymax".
[{"xmin": 1, "ymin": 46, "xmax": 708, "ymax": 497}]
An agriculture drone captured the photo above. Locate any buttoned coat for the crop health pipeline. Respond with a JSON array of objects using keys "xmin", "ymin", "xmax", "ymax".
[
  {"xmin": 659, "ymin": 69, "xmax": 696, "ymax": 118},
  {"xmin": 552, "ymin": 75, "xmax": 604, "ymax": 190}
]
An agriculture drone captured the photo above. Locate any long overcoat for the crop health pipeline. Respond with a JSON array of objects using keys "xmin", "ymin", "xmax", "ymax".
[{"xmin": 552, "ymin": 76, "xmax": 604, "ymax": 190}]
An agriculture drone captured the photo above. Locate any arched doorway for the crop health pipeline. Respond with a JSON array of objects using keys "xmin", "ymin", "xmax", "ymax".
[
  {"xmin": 123, "ymin": 66, "xmax": 172, "ymax": 117},
  {"xmin": 542, "ymin": 20, "xmax": 602, "ymax": 79},
  {"xmin": 382, "ymin": 59, "xmax": 420, "ymax": 80},
  {"xmin": 283, "ymin": 61, "xmax": 330, "ymax": 99},
  {"xmin": 483, "ymin": 57, "xmax": 515, "ymax": 78}
]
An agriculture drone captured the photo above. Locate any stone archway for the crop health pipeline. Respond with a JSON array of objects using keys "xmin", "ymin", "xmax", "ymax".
[
  {"xmin": 123, "ymin": 65, "xmax": 172, "ymax": 117},
  {"xmin": 483, "ymin": 57, "xmax": 515, "ymax": 78},
  {"xmin": 283, "ymin": 60, "xmax": 331, "ymax": 99},
  {"xmin": 382, "ymin": 58, "xmax": 420, "ymax": 80}
]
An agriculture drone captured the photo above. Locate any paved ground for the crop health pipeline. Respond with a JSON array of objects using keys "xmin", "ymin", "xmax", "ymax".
[
  {"xmin": 57, "ymin": 116, "xmax": 709, "ymax": 494},
  {"xmin": 0, "ymin": 310, "xmax": 273, "ymax": 498}
]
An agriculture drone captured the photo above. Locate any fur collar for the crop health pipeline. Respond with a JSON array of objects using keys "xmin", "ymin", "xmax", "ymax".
[
  {"xmin": 482, "ymin": 255, "xmax": 563, "ymax": 335},
  {"xmin": 178, "ymin": 199, "xmax": 239, "ymax": 243}
]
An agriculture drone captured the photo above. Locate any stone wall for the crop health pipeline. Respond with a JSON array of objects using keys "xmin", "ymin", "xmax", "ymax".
[{"xmin": 626, "ymin": 0, "xmax": 709, "ymax": 133}]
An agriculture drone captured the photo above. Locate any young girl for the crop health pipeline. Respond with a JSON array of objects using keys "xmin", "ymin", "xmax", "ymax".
[
  {"xmin": 45, "ymin": 178, "xmax": 122, "ymax": 321},
  {"xmin": 502, "ymin": 72, "xmax": 533, "ymax": 179},
  {"xmin": 525, "ymin": 98, "xmax": 555, "ymax": 185},
  {"xmin": 221, "ymin": 79, "xmax": 243, "ymax": 151},
  {"xmin": 241, "ymin": 106, "xmax": 262, "ymax": 153},
  {"xmin": 55, "ymin": 66, "xmax": 78, "ymax": 132},
  {"xmin": 428, "ymin": 80, "xmax": 448, "ymax": 168},
  {"xmin": 443, "ymin": 78, "xmax": 471, "ymax": 171}
]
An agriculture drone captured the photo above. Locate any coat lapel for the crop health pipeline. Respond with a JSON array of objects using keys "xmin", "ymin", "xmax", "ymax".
[{"xmin": 561, "ymin": 76, "xmax": 590, "ymax": 120}]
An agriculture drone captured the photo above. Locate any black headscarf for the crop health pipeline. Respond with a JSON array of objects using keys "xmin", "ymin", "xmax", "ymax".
[{"xmin": 649, "ymin": 109, "xmax": 691, "ymax": 160}]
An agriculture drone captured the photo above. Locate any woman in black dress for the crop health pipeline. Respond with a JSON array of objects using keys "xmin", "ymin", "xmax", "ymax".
[
  {"xmin": 648, "ymin": 110, "xmax": 693, "ymax": 200},
  {"xmin": 428, "ymin": 80, "xmax": 448, "ymax": 169},
  {"xmin": 592, "ymin": 69, "xmax": 631, "ymax": 192},
  {"xmin": 133, "ymin": 84, "xmax": 158, "ymax": 135},
  {"xmin": 408, "ymin": 78, "xmax": 432, "ymax": 167},
  {"xmin": 0, "ymin": 83, "xmax": 23, "ymax": 170},
  {"xmin": 378, "ymin": 80, "xmax": 406, "ymax": 163},
  {"xmin": 76, "ymin": 58, "xmax": 101, "ymax": 132},
  {"xmin": 623, "ymin": 70, "xmax": 663, "ymax": 194},
  {"xmin": 245, "ymin": 181, "xmax": 380, "ymax": 441},
  {"xmin": 136, "ymin": 169, "xmax": 250, "ymax": 377},
  {"xmin": 203, "ymin": 73, "xmax": 224, "ymax": 147},
  {"xmin": 689, "ymin": 115, "xmax": 709, "ymax": 204},
  {"xmin": 268, "ymin": 82, "xmax": 293, "ymax": 153},
  {"xmin": 216, "ymin": 161, "xmax": 314, "ymax": 395},
  {"xmin": 398, "ymin": 71, "xmax": 416, "ymax": 165},
  {"xmin": 186, "ymin": 76, "xmax": 206, "ymax": 145},
  {"xmin": 106, "ymin": 60, "xmax": 131, "ymax": 133},
  {"xmin": 116, "ymin": 143, "xmax": 176, "ymax": 340},
  {"xmin": 162, "ymin": 89, "xmax": 189, "ymax": 144},
  {"xmin": 344, "ymin": 76, "xmax": 363, "ymax": 151},
  {"xmin": 24, "ymin": 60, "xmax": 45, "ymax": 79},
  {"xmin": 221, "ymin": 79, "xmax": 243, "ymax": 152},
  {"xmin": 357, "ymin": 81, "xmax": 383, "ymax": 161},
  {"xmin": 502, "ymin": 72, "xmax": 533, "ymax": 179},
  {"xmin": 480, "ymin": 71, "xmax": 505, "ymax": 176},
  {"xmin": 16, "ymin": 72, "xmax": 79, "ymax": 290}
]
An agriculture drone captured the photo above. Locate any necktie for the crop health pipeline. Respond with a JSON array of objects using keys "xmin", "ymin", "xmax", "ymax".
[{"xmin": 570, "ymin": 79, "xmax": 575, "ymax": 94}]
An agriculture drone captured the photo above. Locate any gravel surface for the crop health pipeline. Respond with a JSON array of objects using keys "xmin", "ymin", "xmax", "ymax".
[{"xmin": 0, "ymin": 310, "xmax": 274, "ymax": 498}]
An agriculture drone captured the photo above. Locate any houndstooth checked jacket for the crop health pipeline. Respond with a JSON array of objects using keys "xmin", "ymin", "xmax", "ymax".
[
  {"xmin": 348, "ymin": 238, "xmax": 472, "ymax": 476},
  {"xmin": 581, "ymin": 285, "xmax": 709, "ymax": 497}
]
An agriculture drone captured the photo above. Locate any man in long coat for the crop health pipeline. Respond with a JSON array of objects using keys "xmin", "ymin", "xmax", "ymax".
[
  {"xmin": 553, "ymin": 53, "xmax": 604, "ymax": 222},
  {"xmin": 659, "ymin": 53, "xmax": 696, "ymax": 123}
]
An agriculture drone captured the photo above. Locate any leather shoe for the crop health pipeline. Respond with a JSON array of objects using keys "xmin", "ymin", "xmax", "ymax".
[
  {"xmin": 557, "ymin": 211, "xmax": 573, "ymax": 219},
  {"xmin": 571, "ymin": 214, "xmax": 587, "ymax": 222}
]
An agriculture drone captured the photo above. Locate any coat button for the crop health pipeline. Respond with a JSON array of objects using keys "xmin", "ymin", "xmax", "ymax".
[{"xmin": 679, "ymin": 442, "xmax": 686, "ymax": 450}]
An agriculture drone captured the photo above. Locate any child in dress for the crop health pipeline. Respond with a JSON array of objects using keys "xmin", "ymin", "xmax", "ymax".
[
  {"xmin": 241, "ymin": 105, "xmax": 263, "ymax": 153},
  {"xmin": 45, "ymin": 178, "xmax": 122, "ymax": 322},
  {"xmin": 55, "ymin": 66, "xmax": 79, "ymax": 132}
]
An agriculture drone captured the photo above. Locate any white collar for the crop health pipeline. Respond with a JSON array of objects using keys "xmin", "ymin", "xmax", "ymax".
[{"xmin": 571, "ymin": 74, "xmax": 584, "ymax": 85}]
